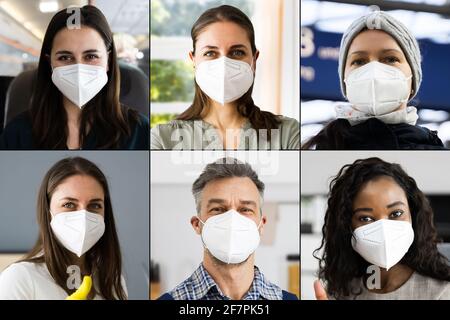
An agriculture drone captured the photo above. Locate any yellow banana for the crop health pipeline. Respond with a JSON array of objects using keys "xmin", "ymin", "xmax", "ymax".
[{"xmin": 66, "ymin": 275, "xmax": 92, "ymax": 300}]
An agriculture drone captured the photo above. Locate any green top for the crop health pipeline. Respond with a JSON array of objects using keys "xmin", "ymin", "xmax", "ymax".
[{"xmin": 150, "ymin": 116, "xmax": 299, "ymax": 150}]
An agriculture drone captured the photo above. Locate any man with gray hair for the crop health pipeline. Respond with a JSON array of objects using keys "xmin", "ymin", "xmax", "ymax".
[{"xmin": 158, "ymin": 157, "xmax": 297, "ymax": 300}]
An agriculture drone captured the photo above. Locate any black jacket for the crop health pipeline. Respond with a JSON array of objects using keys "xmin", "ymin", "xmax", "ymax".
[{"xmin": 316, "ymin": 118, "xmax": 445, "ymax": 150}]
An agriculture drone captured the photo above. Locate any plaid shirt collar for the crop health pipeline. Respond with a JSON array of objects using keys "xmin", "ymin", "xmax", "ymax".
[{"xmin": 171, "ymin": 263, "xmax": 282, "ymax": 300}]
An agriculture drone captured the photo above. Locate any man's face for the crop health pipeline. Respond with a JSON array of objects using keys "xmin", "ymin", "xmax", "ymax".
[{"xmin": 191, "ymin": 176, "xmax": 266, "ymax": 235}]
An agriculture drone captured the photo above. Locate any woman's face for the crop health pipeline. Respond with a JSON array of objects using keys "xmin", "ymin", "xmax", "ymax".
[
  {"xmin": 50, "ymin": 174, "xmax": 105, "ymax": 217},
  {"xmin": 351, "ymin": 176, "xmax": 412, "ymax": 230},
  {"xmin": 344, "ymin": 29, "xmax": 413, "ymax": 97},
  {"xmin": 50, "ymin": 26, "xmax": 109, "ymax": 70},
  {"xmin": 190, "ymin": 21, "xmax": 258, "ymax": 68}
]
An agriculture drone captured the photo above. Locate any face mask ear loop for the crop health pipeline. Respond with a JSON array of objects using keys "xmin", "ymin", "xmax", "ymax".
[
  {"xmin": 250, "ymin": 56, "xmax": 256, "ymax": 73},
  {"xmin": 197, "ymin": 216, "xmax": 209, "ymax": 250},
  {"xmin": 256, "ymin": 217, "xmax": 263, "ymax": 230}
]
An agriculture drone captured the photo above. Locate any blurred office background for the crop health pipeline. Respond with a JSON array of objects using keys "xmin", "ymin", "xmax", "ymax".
[
  {"xmin": 0, "ymin": 0, "xmax": 149, "ymax": 134},
  {"xmin": 301, "ymin": 0, "xmax": 450, "ymax": 146},
  {"xmin": 301, "ymin": 151, "xmax": 450, "ymax": 300},
  {"xmin": 150, "ymin": 151, "xmax": 300, "ymax": 299},
  {"xmin": 0, "ymin": 151, "xmax": 149, "ymax": 300},
  {"xmin": 150, "ymin": 0, "xmax": 300, "ymax": 128}
]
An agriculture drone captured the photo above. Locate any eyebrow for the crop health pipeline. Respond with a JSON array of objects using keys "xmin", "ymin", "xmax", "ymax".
[
  {"xmin": 58, "ymin": 197, "xmax": 78, "ymax": 202},
  {"xmin": 349, "ymin": 48, "xmax": 402, "ymax": 56},
  {"xmin": 208, "ymin": 198, "xmax": 256, "ymax": 207},
  {"xmin": 240, "ymin": 200, "xmax": 257, "ymax": 207},
  {"xmin": 200, "ymin": 44, "xmax": 248, "ymax": 51},
  {"xmin": 58, "ymin": 197, "xmax": 104, "ymax": 202},
  {"xmin": 206, "ymin": 198, "xmax": 257, "ymax": 206},
  {"xmin": 386, "ymin": 201, "xmax": 406, "ymax": 208},
  {"xmin": 353, "ymin": 201, "xmax": 406, "ymax": 214},
  {"xmin": 55, "ymin": 49, "xmax": 100, "ymax": 55}
]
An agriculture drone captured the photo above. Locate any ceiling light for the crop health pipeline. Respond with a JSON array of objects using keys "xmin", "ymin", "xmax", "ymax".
[{"xmin": 39, "ymin": 0, "xmax": 59, "ymax": 13}]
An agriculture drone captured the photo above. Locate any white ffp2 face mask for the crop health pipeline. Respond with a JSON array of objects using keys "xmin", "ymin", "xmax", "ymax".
[
  {"xmin": 344, "ymin": 61, "xmax": 412, "ymax": 116},
  {"xmin": 199, "ymin": 209, "xmax": 261, "ymax": 264},
  {"xmin": 195, "ymin": 56, "xmax": 254, "ymax": 105},
  {"xmin": 50, "ymin": 209, "xmax": 105, "ymax": 257},
  {"xmin": 351, "ymin": 219, "xmax": 414, "ymax": 270},
  {"xmin": 51, "ymin": 64, "xmax": 108, "ymax": 108}
]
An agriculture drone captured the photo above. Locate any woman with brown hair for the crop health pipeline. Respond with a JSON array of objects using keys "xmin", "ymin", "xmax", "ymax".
[
  {"xmin": 0, "ymin": 157, "xmax": 127, "ymax": 299},
  {"xmin": 151, "ymin": 5, "xmax": 299, "ymax": 150},
  {"xmin": 0, "ymin": 5, "xmax": 149, "ymax": 150}
]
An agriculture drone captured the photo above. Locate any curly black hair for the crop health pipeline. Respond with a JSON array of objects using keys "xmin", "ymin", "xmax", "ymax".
[{"xmin": 313, "ymin": 157, "xmax": 450, "ymax": 299}]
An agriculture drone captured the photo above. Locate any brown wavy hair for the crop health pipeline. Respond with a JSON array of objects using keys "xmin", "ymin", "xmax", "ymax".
[
  {"xmin": 314, "ymin": 157, "xmax": 450, "ymax": 299},
  {"xmin": 30, "ymin": 5, "xmax": 139, "ymax": 149},
  {"xmin": 21, "ymin": 157, "xmax": 127, "ymax": 300},
  {"xmin": 176, "ymin": 5, "xmax": 281, "ymax": 141}
]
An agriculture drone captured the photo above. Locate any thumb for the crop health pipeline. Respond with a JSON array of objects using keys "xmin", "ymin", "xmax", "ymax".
[{"xmin": 314, "ymin": 279, "xmax": 328, "ymax": 300}]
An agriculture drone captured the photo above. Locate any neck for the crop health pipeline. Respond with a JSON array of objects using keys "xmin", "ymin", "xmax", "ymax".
[
  {"xmin": 368, "ymin": 264, "xmax": 414, "ymax": 293},
  {"xmin": 70, "ymin": 254, "xmax": 88, "ymax": 275},
  {"xmin": 203, "ymin": 252, "xmax": 254, "ymax": 300},
  {"xmin": 203, "ymin": 101, "xmax": 245, "ymax": 130},
  {"xmin": 63, "ymin": 97, "xmax": 81, "ymax": 124}
]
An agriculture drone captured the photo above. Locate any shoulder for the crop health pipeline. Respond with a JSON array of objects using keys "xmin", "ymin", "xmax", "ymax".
[
  {"xmin": 276, "ymin": 116, "xmax": 300, "ymax": 149},
  {"xmin": 0, "ymin": 261, "xmax": 37, "ymax": 299},
  {"xmin": 118, "ymin": 107, "xmax": 149, "ymax": 149},
  {"xmin": 134, "ymin": 112, "xmax": 150, "ymax": 129},
  {"xmin": 152, "ymin": 119, "xmax": 196, "ymax": 131},
  {"xmin": 413, "ymin": 273, "xmax": 450, "ymax": 299},
  {"xmin": 167, "ymin": 273, "xmax": 197, "ymax": 300},
  {"xmin": 277, "ymin": 116, "xmax": 299, "ymax": 129},
  {"xmin": 151, "ymin": 119, "xmax": 198, "ymax": 150},
  {"xmin": 391, "ymin": 123, "xmax": 445, "ymax": 149},
  {"xmin": 119, "ymin": 274, "xmax": 128, "ymax": 299},
  {"xmin": 122, "ymin": 106, "xmax": 149, "ymax": 130}
]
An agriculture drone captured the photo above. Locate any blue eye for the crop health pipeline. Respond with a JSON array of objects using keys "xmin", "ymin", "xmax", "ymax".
[
  {"xmin": 89, "ymin": 203, "xmax": 103, "ymax": 210},
  {"xmin": 230, "ymin": 50, "xmax": 245, "ymax": 57}
]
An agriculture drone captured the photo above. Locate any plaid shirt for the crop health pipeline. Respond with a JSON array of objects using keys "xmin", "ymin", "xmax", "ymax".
[{"xmin": 170, "ymin": 264, "xmax": 283, "ymax": 300}]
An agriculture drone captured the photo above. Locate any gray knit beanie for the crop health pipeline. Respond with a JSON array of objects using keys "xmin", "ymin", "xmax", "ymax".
[{"xmin": 338, "ymin": 10, "xmax": 422, "ymax": 101}]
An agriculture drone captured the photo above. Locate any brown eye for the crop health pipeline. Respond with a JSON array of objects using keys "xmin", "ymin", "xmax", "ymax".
[
  {"xmin": 390, "ymin": 210, "xmax": 404, "ymax": 219},
  {"xmin": 204, "ymin": 51, "xmax": 216, "ymax": 58},
  {"xmin": 85, "ymin": 54, "xmax": 99, "ymax": 60},
  {"xmin": 57, "ymin": 55, "xmax": 72, "ymax": 61},
  {"xmin": 351, "ymin": 58, "xmax": 366, "ymax": 66},
  {"xmin": 359, "ymin": 216, "xmax": 373, "ymax": 223}
]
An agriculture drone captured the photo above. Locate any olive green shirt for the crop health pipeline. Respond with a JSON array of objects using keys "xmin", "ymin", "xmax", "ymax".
[{"xmin": 150, "ymin": 116, "xmax": 299, "ymax": 150}]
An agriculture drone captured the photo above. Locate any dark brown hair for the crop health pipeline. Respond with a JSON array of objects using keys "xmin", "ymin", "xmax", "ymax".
[
  {"xmin": 21, "ymin": 157, "xmax": 127, "ymax": 300},
  {"xmin": 176, "ymin": 5, "xmax": 281, "ymax": 141},
  {"xmin": 30, "ymin": 5, "xmax": 139, "ymax": 149}
]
